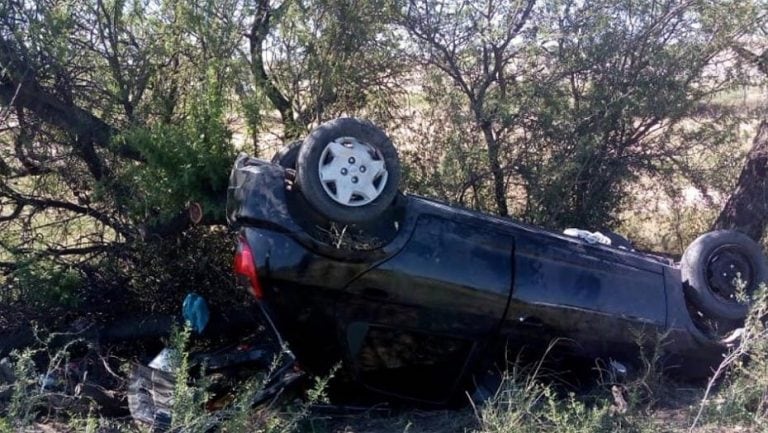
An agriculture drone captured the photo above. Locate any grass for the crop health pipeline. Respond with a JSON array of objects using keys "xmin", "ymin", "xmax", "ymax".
[
  {"xmin": 3, "ymin": 259, "xmax": 768, "ymax": 433},
  {"xmin": 0, "ymin": 323, "xmax": 341, "ymax": 432},
  {"xmin": 470, "ymin": 337, "xmax": 660, "ymax": 433},
  {"xmin": 263, "ymin": 285, "xmax": 768, "ymax": 433},
  {"xmin": 0, "ymin": 319, "xmax": 767, "ymax": 433},
  {"xmin": 687, "ymin": 285, "xmax": 768, "ymax": 432}
]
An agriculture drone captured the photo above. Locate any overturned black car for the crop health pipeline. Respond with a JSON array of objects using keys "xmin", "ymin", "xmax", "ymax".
[{"xmin": 226, "ymin": 118, "xmax": 768, "ymax": 404}]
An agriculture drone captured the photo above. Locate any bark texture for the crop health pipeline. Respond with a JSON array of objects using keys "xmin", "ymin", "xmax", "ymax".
[{"xmin": 714, "ymin": 120, "xmax": 768, "ymax": 241}]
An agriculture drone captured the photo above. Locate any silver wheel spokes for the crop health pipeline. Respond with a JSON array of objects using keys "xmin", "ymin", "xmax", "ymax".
[{"xmin": 318, "ymin": 137, "xmax": 388, "ymax": 207}]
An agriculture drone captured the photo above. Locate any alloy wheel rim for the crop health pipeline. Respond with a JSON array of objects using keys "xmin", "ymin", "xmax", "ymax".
[{"xmin": 317, "ymin": 137, "xmax": 388, "ymax": 207}]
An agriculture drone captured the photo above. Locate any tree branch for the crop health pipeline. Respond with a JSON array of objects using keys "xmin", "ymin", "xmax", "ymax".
[
  {"xmin": 0, "ymin": 185, "xmax": 132, "ymax": 238},
  {"xmin": 0, "ymin": 33, "xmax": 142, "ymax": 162},
  {"xmin": 0, "ymin": 202, "xmax": 23, "ymax": 222}
]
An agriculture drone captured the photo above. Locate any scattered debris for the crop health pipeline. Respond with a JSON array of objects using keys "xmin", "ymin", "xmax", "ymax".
[
  {"xmin": 148, "ymin": 348, "xmax": 178, "ymax": 374},
  {"xmin": 315, "ymin": 222, "xmax": 385, "ymax": 251},
  {"xmin": 610, "ymin": 385, "xmax": 629, "ymax": 415},
  {"xmin": 0, "ymin": 357, "xmax": 15, "ymax": 401},
  {"xmin": 563, "ymin": 228, "xmax": 612, "ymax": 245},
  {"xmin": 609, "ymin": 360, "xmax": 628, "ymax": 377},
  {"xmin": 127, "ymin": 363, "xmax": 175, "ymax": 430},
  {"xmin": 182, "ymin": 293, "xmax": 210, "ymax": 334}
]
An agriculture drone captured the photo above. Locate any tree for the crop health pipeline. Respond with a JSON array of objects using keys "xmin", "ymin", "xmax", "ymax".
[
  {"xmin": 0, "ymin": 0, "xmax": 245, "ymax": 315},
  {"xmin": 401, "ymin": 0, "xmax": 537, "ymax": 217},
  {"xmin": 399, "ymin": 0, "xmax": 754, "ymax": 229},
  {"xmin": 0, "ymin": 0, "xmax": 242, "ymax": 237},
  {"xmin": 714, "ymin": 120, "xmax": 768, "ymax": 240},
  {"xmin": 519, "ymin": 0, "xmax": 751, "ymax": 228},
  {"xmin": 242, "ymin": 0, "xmax": 406, "ymax": 142},
  {"xmin": 714, "ymin": 36, "xmax": 768, "ymax": 240},
  {"xmin": 0, "ymin": 0, "xmax": 413, "ymax": 316}
]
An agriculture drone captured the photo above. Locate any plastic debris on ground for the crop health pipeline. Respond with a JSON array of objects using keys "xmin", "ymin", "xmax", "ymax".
[
  {"xmin": 182, "ymin": 292, "xmax": 210, "ymax": 334},
  {"xmin": 148, "ymin": 348, "xmax": 178, "ymax": 374},
  {"xmin": 127, "ymin": 363, "xmax": 175, "ymax": 432},
  {"xmin": 128, "ymin": 338, "xmax": 301, "ymax": 431},
  {"xmin": 128, "ymin": 293, "xmax": 306, "ymax": 431}
]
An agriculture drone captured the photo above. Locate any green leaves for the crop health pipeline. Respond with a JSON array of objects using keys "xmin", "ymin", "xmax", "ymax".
[
  {"xmin": 7, "ymin": 259, "xmax": 83, "ymax": 309},
  {"xmin": 116, "ymin": 73, "xmax": 235, "ymax": 223}
]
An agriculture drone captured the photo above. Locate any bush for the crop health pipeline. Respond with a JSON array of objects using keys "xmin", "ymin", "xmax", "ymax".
[
  {"xmin": 115, "ymin": 70, "xmax": 235, "ymax": 224},
  {"xmin": 474, "ymin": 336, "xmax": 674, "ymax": 433},
  {"xmin": 119, "ymin": 226, "xmax": 240, "ymax": 315},
  {"xmin": 3, "ymin": 259, "xmax": 83, "ymax": 309},
  {"xmin": 691, "ymin": 283, "xmax": 768, "ymax": 431}
]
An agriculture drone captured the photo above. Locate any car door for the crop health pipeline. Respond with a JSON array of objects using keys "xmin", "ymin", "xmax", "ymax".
[
  {"xmin": 338, "ymin": 214, "xmax": 515, "ymax": 401},
  {"xmin": 507, "ymin": 232, "xmax": 667, "ymax": 358}
]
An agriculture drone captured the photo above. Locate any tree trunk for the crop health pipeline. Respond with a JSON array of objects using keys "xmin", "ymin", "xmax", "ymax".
[
  {"xmin": 481, "ymin": 125, "xmax": 509, "ymax": 217},
  {"xmin": 250, "ymin": 0, "xmax": 302, "ymax": 139},
  {"xmin": 713, "ymin": 119, "xmax": 768, "ymax": 241}
]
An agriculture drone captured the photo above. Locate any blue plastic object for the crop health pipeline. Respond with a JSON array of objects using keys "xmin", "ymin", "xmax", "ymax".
[{"xmin": 182, "ymin": 293, "xmax": 210, "ymax": 334}]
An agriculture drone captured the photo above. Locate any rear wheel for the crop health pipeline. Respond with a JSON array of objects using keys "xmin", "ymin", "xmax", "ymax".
[
  {"xmin": 296, "ymin": 118, "xmax": 400, "ymax": 225},
  {"xmin": 681, "ymin": 230, "xmax": 768, "ymax": 322},
  {"xmin": 271, "ymin": 140, "xmax": 302, "ymax": 169}
]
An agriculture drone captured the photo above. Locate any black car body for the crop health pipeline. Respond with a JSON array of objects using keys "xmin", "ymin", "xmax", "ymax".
[{"xmin": 226, "ymin": 153, "xmax": 737, "ymax": 404}]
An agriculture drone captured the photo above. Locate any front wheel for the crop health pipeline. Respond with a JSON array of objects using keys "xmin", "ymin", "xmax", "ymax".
[
  {"xmin": 681, "ymin": 230, "xmax": 768, "ymax": 322},
  {"xmin": 295, "ymin": 118, "xmax": 400, "ymax": 225}
]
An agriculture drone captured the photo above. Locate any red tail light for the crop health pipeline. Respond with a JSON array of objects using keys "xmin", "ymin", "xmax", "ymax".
[{"xmin": 234, "ymin": 236, "xmax": 263, "ymax": 299}]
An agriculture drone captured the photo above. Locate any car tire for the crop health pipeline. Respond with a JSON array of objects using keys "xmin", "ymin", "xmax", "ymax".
[
  {"xmin": 681, "ymin": 230, "xmax": 768, "ymax": 321},
  {"xmin": 271, "ymin": 140, "xmax": 302, "ymax": 169},
  {"xmin": 296, "ymin": 118, "xmax": 400, "ymax": 225}
]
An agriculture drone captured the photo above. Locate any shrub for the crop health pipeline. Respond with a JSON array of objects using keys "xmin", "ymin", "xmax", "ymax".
[
  {"xmin": 4, "ymin": 259, "xmax": 83, "ymax": 309},
  {"xmin": 114, "ymin": 70, "xmax": 235, "ymax": 224},
  {"xmin": 474, "ymin": 337, "xmax": 674, "ymax": 433},
  {"xmin": 691, "ymin": 283, "xmax": 768, "ymax": 431}
]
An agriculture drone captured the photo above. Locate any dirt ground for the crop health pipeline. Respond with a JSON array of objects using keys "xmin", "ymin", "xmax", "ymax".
[{"xmin": 311, "ymin": 409, "xmax": 476, "ymax": 433}]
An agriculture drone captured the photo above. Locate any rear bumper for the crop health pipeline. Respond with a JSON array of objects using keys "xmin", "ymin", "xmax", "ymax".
[{"xmin": 227, "ymin": 155, "xmax": 302, "ymax": 233}]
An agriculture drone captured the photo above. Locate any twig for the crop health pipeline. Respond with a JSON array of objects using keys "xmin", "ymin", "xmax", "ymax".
[
  {"xmin": 335, "ymin": 225, "xmax": 347, "ymax": 249},
  {"xmin": 689, "ymin": 345, "xmax": 746, "ymax": 432}
]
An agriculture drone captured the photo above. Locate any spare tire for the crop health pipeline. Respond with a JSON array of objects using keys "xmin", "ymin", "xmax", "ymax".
[
  {"xmin": 681, "ymin": 230, "xmax": 768, "ymax": 321},
  {"xmin": 295, "ymin": 118, "xmax": 400, "ymax": 224}
]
